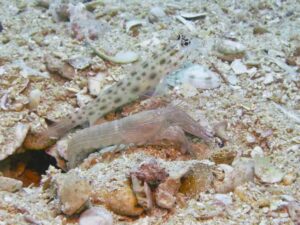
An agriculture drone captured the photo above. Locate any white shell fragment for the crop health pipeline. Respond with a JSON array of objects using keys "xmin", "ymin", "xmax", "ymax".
[
  {"xmin": 250, "ymin": 146, "xmax": 264, "ymax": 158},
  {"xmin": 214, "ymin": 158, "xmax": 254, "ymax": 193},
  {"xmin": 88, "ymin": 73, "xmax": 106, "ymax": 96},
  {"xmin": 149, "ymin": 7, "xmax": 166, "ymax": 22},
  {"xmin": 0, "ymin": 123, "xmax": 30, "ymax": 160},
  {"xmin": 68, "ymin": 56, "xmax": 91, "ymax": 70},
  {"xmin": 231, "ymin": 59, "xmax": 247, "ymax": 74},
  {"xmin": 79, "ymin": 207, "xmax": 113, "ymax": 225},
  {"xmin": 214, "ymin": 194, "xmax": 232, "ymax": 205},
  {"xmin": 29, "ymin": 89, "xmax": 42, "ymax": 109},
  {"xmin": 92, "ymin": 45, "xmax": 139, "ymax": 64},
  {"xmin": 263, "ymin": 73, "xmax": 274, "ymax": 84},
  {"xmin": 180, "ymin": 12, "xmax": 206, "ymax": 20},
  {"xmin": 167, "ymin": 64, "xmax": 221, "ymax": 90},
  {"xmin": 125, "ymin": 19, "xmax": 146, "ymax": 33},
  {"xmin": 175, "ymin": 15, "xmax": 196, "ymax": 32},
  {"xmin": 254, "ymin": 156, "xmax": 284, "ymax": 183},
  {"xmin": 112, "ymin": 51, "xmax": 139, "ymax": 64},
  {"xmin": 217, "ymin": 40, "xmax": 246, "ymax": 55},
  {"xmin": 0, "ymin": 176, "xmax": 23, "ymax": 192},
  {"xmin": 13, "ymin": 60, "xmax": 49, "ymax": 78}
]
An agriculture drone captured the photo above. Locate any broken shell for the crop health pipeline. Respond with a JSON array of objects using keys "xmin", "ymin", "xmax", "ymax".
[
  {"xmin": 79, "ymin": 207, "xmax": 113, "ymax": 225},
  {"xmin": 45, "ymin": 55, "xmax": 75, "ymax": 80},
  {"xmin": 55, "ymin": 171, "xmax": 92, "ymax": 215},
  {"xmin": 155, "ymin": 178, "xmax": 181, "ymax": 209},
  {"xmin": 168, "ymin": 64, "xmax": 221, "ymax": 90},
  {"xmin": 113, "ymin": 51, "xmax": 139, "ymax": 64},
  {"xmin": 88, "ymin": 73, "xmax": 106, "ymax": 96},
  {"xmin": 214, "ymin": 193, "xmax": 232, "ymax": 205},
  {"xmin": 217, "ymin": 40, "xmax": 246, "ymax": 55},
  {"xmin": 214, "ymin": 158, "xmax": 254, "ymax": 193},
  {"xmin": 254, "ymin": 156, "xmax": 284, "ymax": 183},
  {"xmin": 231, "ymin": 59, "xmax": 247, "ymax": 75},
  {"xmin": 91, "ymin": 45, "xmax": 139, "ymax": 64},
  {"xmin": 14, "ymin": 123, "xmax": 29, "ymax": 150},
  {"xmin": 68, "ymin": 56, "xmax": 91, "ymax": 70},
  {"xmin": 125, "ymin": 19, "xmax": 146, "ymax": 33},
  {"xmin": 250, "ymin": 146, "xmax": 264, "ymax": 158},
  {"xmin": 131, "ymin": 175, "xmax": 153, "ymax": 210},
  {"xmin": 216, "ymin": 40, "xmax": 246, "ymax": 61},
  {"xmin": 0, "ymin": 176, "xmax": 23, "ymax": 192},
  {"xmin": 29, "ymin": 89, "xmax": 42, "ymax": 109},
  {"xmin": 149, "ymin": 7, "xmax": 166, "ymax": 22},
  {"xmin": 180, "ymin": 12, "xmax": 206, "ymax": 20},
  {"xmin": 0, "ymin": 93, "xmax": 9, "ymax": 110},
  {"xmin": 179, "ymin": 163, "xmax": 213, "ymax": 197},
  {"xmin": 211, "ymin": 149, "xmax": 236, "ymax": 165},
  {"xmin": 175, "ymin": 15, "xmax": 196, "ymax": 32}
]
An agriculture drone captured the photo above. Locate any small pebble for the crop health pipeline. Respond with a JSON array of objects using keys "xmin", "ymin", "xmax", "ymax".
[
  {"xmin": 0, "ymin": 22, "xmax": 3, "ymax": 32},
  {"xmin": 149, "ymin": 7, "xmax": 166, "ymax": 22},
  {"xmin": 214, "ymin": 194, "xmax": 232, "ymax": 205},
  {"xmin": 246, "ymin": 133, "xmax": 256, "ymax": 143},
  {"xmin": 282, "ymin": 173, "xmax": 296, "ymax": 185},
  {"xmin": 251, "ymin": 146, "xmax": 264, "ymax": 158},
  {"xmin": 29, "ymin": 89, "xmax": 42, "ymax": 109}
]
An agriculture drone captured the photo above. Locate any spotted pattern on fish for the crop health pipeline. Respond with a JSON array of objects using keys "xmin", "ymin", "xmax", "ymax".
[{"xmin": 43, "ymin": 43, "xmax": 192, "ymax": 139}]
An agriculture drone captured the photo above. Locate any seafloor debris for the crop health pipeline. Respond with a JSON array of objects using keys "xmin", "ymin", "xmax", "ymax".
[
  {"xmin": 102, "ymin": 181, "xmax": 144, "ymax": 216},
  {"xmin": 179, "ymin": 162, "xmax": 213, "ymax": 197},
  {"xmin": 79, "ymin": 207, "xmax": 113, "ymax": 225},
  {"xmin": 155, "ymin": 177, "xmax": 181, "ymax": 209},
  {"xmin": 166, "ymin": 64, "xmax": 221, "ymax": 90},
  {"xmin": 129, "ymin": 158, "xmax": 213, "ymax": 211},
  {"xmin": 130, "ymin": 159, "xmax": 168, "ymax": 186},
  {"xmin": 69, "ymin": 3, "xmax": 108, "ymax": 40},
  {"xmin": 125, "ymin": 19, "xmax": 147, "ymax": 33},
  {"xmin": 215, "ymin": 40, "xmax": 246, "ymax": 61},
  {"xmin": 0, "ymin": 176, "xmax": 23, "ymax": 192},
  {"xmin": 287, "ymin": 201, "xmax": 300, "ymax": 224},
  {"xmin": 45, "ymin": 55, "xmax": 76, "ymax": 80},
  {"xmin": 53, "ymin": 171, "xmax": 92, "ymax": 215},
  {"xmin": 254, "ymin": 156, "xmax": 284, "ymax": 184},
  {"xmin": 92, "ymin": 45, "xmax": 139, "ymax": 64},
  {"xmin": 211, "ymin": 148, "xmax": 237, "ymax": 165},
  {"xmin": 0, "ymin": 123, "xmax": 29, "ymax": 161},
  {"xmin": 149, "ymin": 7, "xmax": 166, "ymax": 23},
  {"xmin": 213, "ymin": 158, "xmax": 254, "ymax": 193},
  {"xmin": 28, "ymin": 89, "xmax": 42, "ymax": 109}
]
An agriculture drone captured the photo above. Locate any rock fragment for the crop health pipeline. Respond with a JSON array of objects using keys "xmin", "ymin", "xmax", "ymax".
[
  {"xmin": 155, "ymin": 178, "xmax": 181, "ymax": 209},
  {"xmin": 55, "ymin": 171, "xmax": 92, "ymax": 215},
  {"xmin": 104, "ymin": 182, "xmax": 144, "ymax": 216},
  {"xmin": 179, "ymin": 162, "xmax": 213, "ymax": 197},
  {"xmin": 0, "ymin": 176, "xmax": 23, "ymax": 192}
]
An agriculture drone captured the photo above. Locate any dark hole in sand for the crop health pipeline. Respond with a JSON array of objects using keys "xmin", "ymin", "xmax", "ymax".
[{"xmin": 0, "ymin": 151, "xmax": 57, "ymax": 187}]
